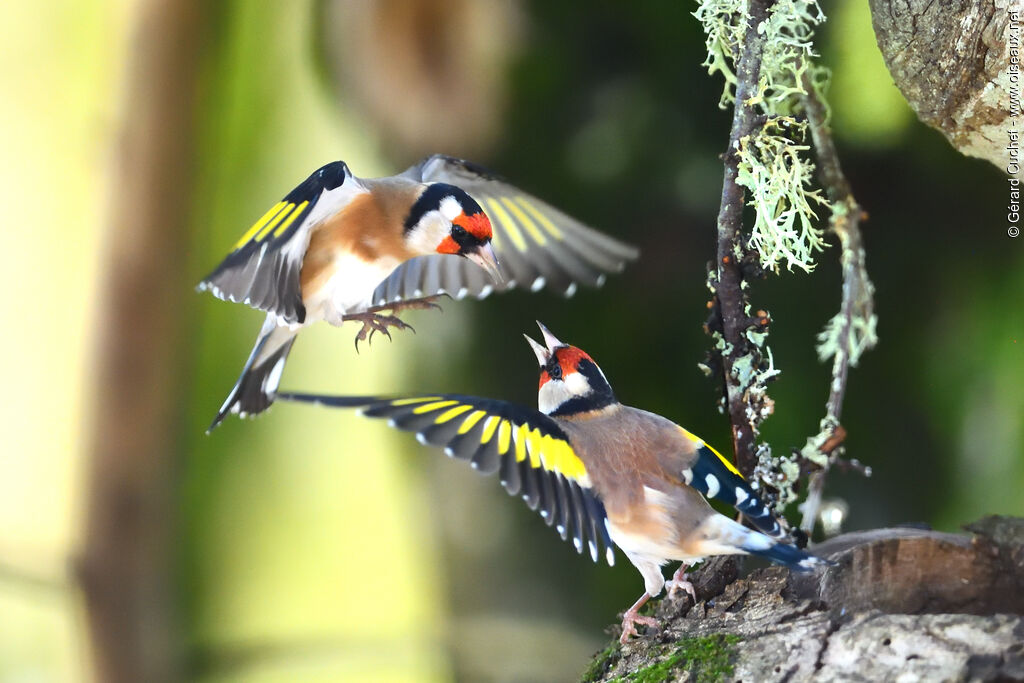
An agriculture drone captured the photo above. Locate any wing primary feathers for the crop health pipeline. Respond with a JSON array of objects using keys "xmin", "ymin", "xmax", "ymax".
[
  {"xmin": 421, "ymin": 257, "xmax": 445, "ymax": 298},
  {"xmin": 199, "ymin": 161, "xmax": 352, "ymax": 322},
  {"xmin": 518, "ymin": 457, "xmax": 541, "ymax": 510},
  {"xmin": 276, "ymin": 391, "xmax": 594, "ymax": 556},
  {"xmin": 471, "ymin": 430, "xmax": 502, "ymax": 475},
  {"xmin": 401, "ymin": 257, "xmax": 425, "ymax": 299},
  {"xmin": 582, "ymin": 489, "xmax": 611, "ymax": 564},
  {"xmin": 553, "ymin": 475, "xmax": 572, "ymax": 541},
  {"xmin": 537, "ymin": 465, "xmax": 558, "ymax": 527},
  {"xmin": 567, "ymin": 481, "xmax": 588, "ymax": 555},
  {"xmin": 500, "ymin": 446, "xmax": 522, "ymax": 495}
]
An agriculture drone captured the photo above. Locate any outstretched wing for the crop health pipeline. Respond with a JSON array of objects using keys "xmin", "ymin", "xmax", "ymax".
[
  {"xmin": 197, "ymin": 161, "xmax": 359, "ymax": 324},
  {"xmin": 369, "ymin": 154, "xmax": 639, "ymax": 306},
  {"xmin": 677, "ymin": 428, "xmax": 784, "ymax": 539},
  {"xmin": 279, "ymin": 391, "xmax": 616, "ymax": 565}
]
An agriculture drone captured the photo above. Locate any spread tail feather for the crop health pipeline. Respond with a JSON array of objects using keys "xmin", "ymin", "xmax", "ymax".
[{"xmin": 208, "ymin": 316, "xmax": 298, "ymax": 432}]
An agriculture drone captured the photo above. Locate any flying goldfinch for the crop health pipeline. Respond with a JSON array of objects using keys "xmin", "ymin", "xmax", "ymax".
[
  {"xmin": 198, "ymin": 156, "xmax": 638, "ymax": 431},
  {"xmin": 278, "ymin": 322, "xmax": 827, "ymax": 643}
]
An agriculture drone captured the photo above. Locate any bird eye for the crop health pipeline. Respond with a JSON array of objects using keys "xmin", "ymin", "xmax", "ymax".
[
  {"xmin": 451, "ymin": 225, "xmax": 468, "ymax": 240},
  {"xmin": 546, "ymin": 357, "xmax": 562, "ymax": 380}
]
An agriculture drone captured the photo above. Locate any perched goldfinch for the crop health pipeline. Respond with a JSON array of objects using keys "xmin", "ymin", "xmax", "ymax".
[
  {"xmin": 199, "ymin": 155, "xmax": 638, "ymax": 431},
  {"xmin": 279, "ymin": 322, "xmax": 827, "ymax": 643}
]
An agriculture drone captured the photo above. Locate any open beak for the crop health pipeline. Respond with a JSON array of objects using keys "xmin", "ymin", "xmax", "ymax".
[
  {"xmin": 524, "ymin": 334, "xmax": 549, "ymax": 365},
  {"xmin": 536, "ymin": 321, "xmax": 565, "ymax": 352},
  {"xmin": 466, "ymin": 242, "xmax": 503, "ymax": 283}
]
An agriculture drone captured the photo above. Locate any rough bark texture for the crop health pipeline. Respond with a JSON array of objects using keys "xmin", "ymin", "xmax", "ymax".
[
  {"xmin": 582, "ymin": 517, "xmax": 1024, "ymax": 682},
  {"xmin": 870, "ymin": 0, "xmax": 1017, "ymax": 170}
]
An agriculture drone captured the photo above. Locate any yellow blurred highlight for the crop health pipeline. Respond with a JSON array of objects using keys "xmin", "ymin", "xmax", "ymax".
[
  {"xmin": 0, "ymin": 0, "xmax": 131, "ymax": 679},
  {"xmin": 1, "ymin": 0, "xmax": 452, "ymax": 680}
]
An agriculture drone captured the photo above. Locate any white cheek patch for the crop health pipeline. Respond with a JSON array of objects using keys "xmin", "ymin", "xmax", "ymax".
[
  {"xmin": 538, "ymin": 380, "xmax": 572, "ymax": 414},
  {"xmin": 439, "ymin": 195, "xmax": 463, "ymax": 221},
  {"xmin": 538, "ymin": 370, "xmax": 593, "ymax": 414},
  {"xmin": 406, "ymin": 210, "xmax": 449, "ymax": 254},
  {"xmin": 565, "ymin": 372, "xmax": 591, "ymax": 396}
]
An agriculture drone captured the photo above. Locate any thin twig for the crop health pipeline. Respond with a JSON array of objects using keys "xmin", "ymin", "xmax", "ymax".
[
  {"xmin": 798, "ymin": 70, "xmax": 876, "ymax": 532},
  {"xmin": 713, "ymin": 0, "xmax": 775, "ymax": 478}
]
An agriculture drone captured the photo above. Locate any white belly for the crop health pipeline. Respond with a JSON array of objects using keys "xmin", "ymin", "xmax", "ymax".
[{"xmin": 303, "ymin": 252, "xmax": 402, "ymax": 325}]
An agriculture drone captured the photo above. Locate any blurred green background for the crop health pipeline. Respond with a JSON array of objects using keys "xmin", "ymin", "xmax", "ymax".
[{"xmin": 1, "ymin": 0, "xmax": 1020, "ymax": 681}]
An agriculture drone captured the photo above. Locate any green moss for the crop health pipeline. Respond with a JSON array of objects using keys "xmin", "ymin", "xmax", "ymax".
[
  {"xmin": 620, "ymin": 634, "xmax": 741, "ymax": 683},
  {"xmin": 580, "ymin": 642, "xmax": 622, "ymax": 683}
]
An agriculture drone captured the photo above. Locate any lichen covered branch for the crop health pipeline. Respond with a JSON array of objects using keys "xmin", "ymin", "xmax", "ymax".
[
  {"xmin": 699, "ymin": 0, "xmax": 827, "ymax": 495},
  {"xmin": 798, "ymin": 69, "xmax": 878, "ymax": 532},
  {"xmin": 707, "ymin": 0, "xmax": 776, "ymax": 478}
]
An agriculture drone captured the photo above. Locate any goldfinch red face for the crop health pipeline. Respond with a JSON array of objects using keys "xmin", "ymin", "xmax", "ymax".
[
  {"xmin": 404, "ymin": 183, "xmax": 500, "ymax": 281},
  {"xmin": 525, "ymin": 322, "xmax": 616, "ymax": 417}
]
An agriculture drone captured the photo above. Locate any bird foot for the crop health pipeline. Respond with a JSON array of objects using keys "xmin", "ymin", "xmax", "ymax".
[
  {"xmin": 666, "ymin": 563, "xmax": 697, "ymax": 602},
  {"xmin": 666, "ymin": 577, "xmax": 696, "ymax": 602},
  {"xmin": 344, "ymin": 312, "xmax": 415, "ymax": 351},
  {"xmin": 619, "ymin": 609, "xmax": 660, "ymax": 645},
  {"xmin": 345, "ymin": 296, "xmax": 446, "ymax": 351}
]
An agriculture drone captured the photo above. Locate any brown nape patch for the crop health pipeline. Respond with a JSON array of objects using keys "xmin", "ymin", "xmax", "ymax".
[{"xmin": 299, "ymin": 188, "xmax": 416, "ymax": 297}]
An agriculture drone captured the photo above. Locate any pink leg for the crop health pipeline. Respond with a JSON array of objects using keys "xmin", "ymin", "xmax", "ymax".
[{"xmin": 619, "ymin": 592, "xmax": 661, "ymax": 644}]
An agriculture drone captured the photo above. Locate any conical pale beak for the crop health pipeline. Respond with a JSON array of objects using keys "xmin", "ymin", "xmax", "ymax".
[
  {"xmin": 466, "ymin": 242, "xmax": 503, "ymax": 283},
  {"xmin": 524, "ymin": 334, "xmax": 549, "ymax": 365},
  {"xmin": 536, "ymin": 321, "xmax": 565, "ymax": 352}
]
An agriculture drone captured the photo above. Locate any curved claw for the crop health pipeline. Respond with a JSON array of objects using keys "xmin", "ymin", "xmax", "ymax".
[
  {"xmin": 368, "ymin": 324, "xmax": 392, "ymax": 344},
  {"xmin": 619, "ymin": 613, "xmax": 660, "ymax": 645},
  {"xmin": 348, "ymin": 311, "xmax": 417, "ymax": 351}
]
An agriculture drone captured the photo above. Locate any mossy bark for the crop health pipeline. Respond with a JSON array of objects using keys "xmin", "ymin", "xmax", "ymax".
[{"xmin": 582, "ymin": 517, "xmax": 1024, "ymax": 682}]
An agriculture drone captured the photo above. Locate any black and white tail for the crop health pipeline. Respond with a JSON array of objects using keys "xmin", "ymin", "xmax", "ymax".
[
  {"xmin": 705, "ymin": 515, "xmax": 828, "ymax": 571},
  {"xmin": 208, "ymin": 315, "xmax": 298, "ymax": 432}
]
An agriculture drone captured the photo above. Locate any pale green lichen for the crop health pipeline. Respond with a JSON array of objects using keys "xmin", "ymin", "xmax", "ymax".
[
  {"xmin": 696, "ymin": 0, "xmax": 848, "ymax": 515},
  {"xmin": 736, "ymin": 117, "xmax": 827, "ymax": 273},
  {"xmin": 697, "ymin": 0, "xmax": 830, "ymax": 273},
  {"xmin": 693, "ymin": 0, "xmax": 746, "ymax": 106},
  {"xmin": 815, "ymin": 240, "xmax": 878, "ymax": 367},
  {"xmin": 799, "ymin": 415, "xmax": 839, "ymax": 468},
  {"xmin": 755, "ymin": 0, "xmax": 826, "ymax": 113},
  {"xmin": 816, "ymin": 304, "xmax": 877, "ymax": 367}
]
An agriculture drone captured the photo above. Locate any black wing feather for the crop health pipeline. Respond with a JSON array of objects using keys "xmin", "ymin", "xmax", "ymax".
[
  {"xmin": 198, "ymin": 161, "xmax": 351, "ymax": 324},
  {"xmin": 278, "ymin": 391, "xmax": 615, "ymax": 565}
]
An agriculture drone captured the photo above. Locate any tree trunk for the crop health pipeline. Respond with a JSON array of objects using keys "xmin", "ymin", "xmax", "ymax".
[
  {"xmin": 77, "ymin": 0, "xmax": 204, "ymax": 681},
  {"xmin": 582, "ymin": 517, "xmax": 1024, "ymax": 682},
  {"xmin": 870, "ymin": 0, "xmax": 1017, "ymax": 170}
]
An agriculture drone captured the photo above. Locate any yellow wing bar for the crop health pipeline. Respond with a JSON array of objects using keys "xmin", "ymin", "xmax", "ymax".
[
  {"xmin": 371, "ymin": 395, "xmax": 590, "ymax": 485},
  {"xmin": 232, "ymin": 200, "xmax": 310, "ymax": 250},
  {"xmin": 678, "ymin": 426, "xmax": 741, "ymax": 477}
]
